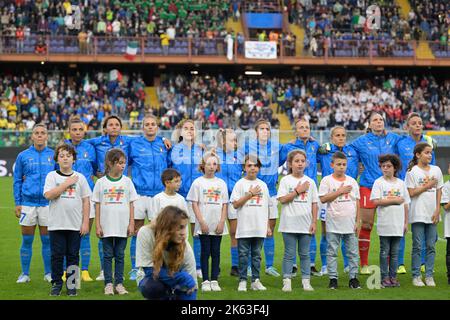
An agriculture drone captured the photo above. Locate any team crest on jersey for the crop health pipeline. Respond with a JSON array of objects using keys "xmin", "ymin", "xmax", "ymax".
[
  {"xmin": 48, "ymin": 156, "xmax": 52, "ymax": 162},
  {"xmin": 84, "ymin": 152, "xmax": 88, "ymax": 158}
]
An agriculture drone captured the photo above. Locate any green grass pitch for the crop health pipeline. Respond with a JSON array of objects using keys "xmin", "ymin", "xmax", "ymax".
[{"xmin": 1, "ymin": 176, "xmax": 449, "ymax": 300}]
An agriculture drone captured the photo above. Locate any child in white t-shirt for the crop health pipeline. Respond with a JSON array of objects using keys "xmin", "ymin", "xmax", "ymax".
[
  {"xmin": 319, "ymin": 151, "xmax": 361, "ymax": 290},
  {"xmin": 230, "ymin": 155, "xmax": 271, "ymax": 292},
  {"xmin": 370, "ymin": 154, "xmax": 410, "ymax": 288},
  {"xmin": 44, "ymin": 144, "xmax": 91, "ymax": 297},
  {"xmin": 187, "ymin": 153, "xmax": 228, "ymax": 292},
  {"xmin": 441, "ymin": 162, "xmax": 450, "ymax": 285},
  {"xmin": 278, "ymin": 150, "xmax": 318, "ymax": 292},
  {"xmin": 406, "ymin": 143, "xmax": 443, "ymax": 287},
  {"xmin": 93, "ymin": 148, "xmax": 139, "ymax": 295}
]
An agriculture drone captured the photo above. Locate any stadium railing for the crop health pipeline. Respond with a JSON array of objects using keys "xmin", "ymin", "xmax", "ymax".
[{"xmin": 1, "ymin": 130, "xmax": 449, "ymax": 148}]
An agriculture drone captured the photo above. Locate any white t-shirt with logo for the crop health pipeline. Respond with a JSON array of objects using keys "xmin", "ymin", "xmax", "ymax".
[
  {"xmin": 44, "ymin": 171, "xmax": 91, "ymax": 231},
  {"xmin": 405, "ymin": 165, "xmax": 444, "ymax": 224},
  {"xmin": 187, "ymin": 176, "xmax": 229, "ymax": 236},
  {"xmin": 92, "ymin": 175, "xmax": 139, "ymax": 237},
  {"xmin": 318, "ymin": 175, "xmax": 360, "ymax": 234},
  {"xmin": 230, "ymin": 177, "xmax": 271, "ymax": 239},
  {"xmin": 370, "ymin": 176, "xmax": 410, "ymax": 237},
  {"xmin": 152, "ymin": 191, "xmax": 189, "ymax": 218},
  {"xmin": 277, "ymin": 174, "xmax": 319, "ymax": 234},
  {"xmin": 440, "ymin": 181, "xmax": 450, "ymax": 238}
]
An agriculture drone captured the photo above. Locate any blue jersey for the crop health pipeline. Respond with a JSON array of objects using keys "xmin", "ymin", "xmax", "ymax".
[
  {"xmin": 281, "ymin": 138, "xmax": 320, "ymax": 184},
  {"xmin": 215, "ymin": 147, "xmax": 243, "ymax": 197},
  {"xmin": 65, "ymin": 139, "xmax": 97, "ymax": 190},
  {"xmin": 396, "ymin": 135, "xmax": 436, "ymax": 180},
  {"xmin": 129, "ymin": 136, "xmax": 170, "ymax": 197},
  {"xmin": 350, "ymin": 132, "xmax": 402, "ymax": 188},
  {"xmin": 243, "ymin": 140, "xmax": 285, "ymax": 197},
  {"xmin": 318, "ymin": 143, "xmax": 360, "ymax": 180},
  {"xmin": 86, "ymin": 135, "xmax": 134, "ymax": 175},
  {"xmin": 170, "ymin": 143, "xmax": 204, "ymax": 198},
  {"xmin": 13, "ymin": 146, "xmax": 55, "ymax": 207}
]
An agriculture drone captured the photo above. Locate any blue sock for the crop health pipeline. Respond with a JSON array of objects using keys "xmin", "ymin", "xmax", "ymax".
[
  {"xmin": 40, "ymin": 234, "xmax": 51, "ymax": 275},
  {"xmin": 421, "ymin": 237, "xmax": 426, "ymax": 265},
  {"xmin": 98, "ymin": 239, "xmax": 104, "ymax": 270},
  {"xmin": 80, "ymin": 233, "xmax": 91, "ymax": 271},
  {"xmin": 309, "ymin": 234, "xmax": 317, "ymax": 266},
  {"xmin": 320, "ymin": 234, "xmax": 327, "ymax": 268},
  {"xmin": 193, "ymin": 237, "xmax": 201, "ymax": 269},
  {"xmin": 341, "ymin": 240, "xmax": 349, "ymax": 268},
  {"xmin": 130, "ymin": 236, "xmax": 137, "ymax": 270},
  {"xmin": 398, "ymin": 236, "xmax": 406, "ymax": 266},
  {"xmin": 20, "ymin": 235, "xmax": 34, "ymax": 275},
  {"xmin": 264, "ymin": 236, "xmax": 275, "ymax": 268},
  {"xmin": 231, "ymin": 246, "xmax": 238, "ymax": 267}
]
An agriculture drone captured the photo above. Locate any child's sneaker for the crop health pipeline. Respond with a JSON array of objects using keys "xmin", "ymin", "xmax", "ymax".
[
  {"xmin": 412, "ymin": 276, "xmax": 425, "ymax": 287},
  {"xmin": 381, "ymin": 278, "xmax": 392, "ymax": 288},
  {"xmin": 115, "ymin": 283, "xmax": 129, "ymax": 295},
  {"xmin": 196, "ymin": 269, "xmax": 203, "ymax": 279},
  {"xmin": 230, "ymin": 266, "xmax": 239, "ymax": 277},
  {"xmin": 390, "ymin": 278, "xmax": 400, "ymax": 287},
  {"xmin": 238, "ymin": 280, "xmax": 247, "ymax": 292},
  {"xmin": 349, "ymin": 278, "xmax": 361, "ymax": 289},
  {"xmin": 16, "ymin": 273, "xmax": 31, "ymax": 284},
  {"xmin": 251, "ymin": 279, "xmax": 267, "ymax": 291},
  {"xmin": 328, "ymin": 278, "xmax": 338, "ymax": 290},
  {"xmin": 81, "ymin": 270, "xmax": 93, "ymax": 282},
  {"xmin": 104, "ymin": 283, "xmax": 114, "ymax": 295},
  {"xmin": 265, "ymin": 266, "xmax": 281, "ymax": 277},
  {"xmin": 360, "ymin": 265, "xmax": 370, "ymax": 275},
  {"xmin": 320, "ymin": 265, "xmax": 328, "ymax": 276},
  {"xmin": 50, "ymin": 283, "xmax": 62, "ymax": 296},
  {"xmin": 210, "ymin": 280, "xmax": 221, "ymax": 292},
  {"xmin": 397, "ymin": 265, "xmax": 406, "ymax": 274},
  {"xmin": 201, "ymin": 280, "xmax": 211, "ymax": 292},
  {"xmin": 302, "ymin": 278, "xmax": 314, "ymax": 291},
  {"xmin": 67, "ymin": 288, "xmax": 77, "ymax": 297},
  {"xmin": 96, "ymin": 270, "xmax": 105, "ymax": 281},
  {"xmin": 425, "ymin": 277, "xmax": 436, "ymax": 287},
  {"xmin": 311, "ymin": 266, "xmax": 321, "ymax": 276},
  {"xmin": 282, "ymin": 278, "xmax": 292, "ymax": 292},
  {"xmin": 44, "ymin": 273, "xmax": 52, "ymax": 283}
]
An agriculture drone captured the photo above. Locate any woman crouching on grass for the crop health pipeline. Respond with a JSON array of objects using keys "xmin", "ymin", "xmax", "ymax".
[{"xmin": 136, "ymin": 206, "xmax": 198, "ymax": 300}]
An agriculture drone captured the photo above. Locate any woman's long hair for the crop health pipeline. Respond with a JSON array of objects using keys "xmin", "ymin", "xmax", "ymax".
[{"xmin": 151, "ymin": 206, "xmax": 189, "ymax": 279}]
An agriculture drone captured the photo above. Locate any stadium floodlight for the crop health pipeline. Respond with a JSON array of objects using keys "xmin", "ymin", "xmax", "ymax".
[
  {"xmin": 245, "ymin": 71, "xmax": 262, "ymax": 76},
  {"xmin": 191, "ymin": 70, "xmax": 199, "ymax": 75}
]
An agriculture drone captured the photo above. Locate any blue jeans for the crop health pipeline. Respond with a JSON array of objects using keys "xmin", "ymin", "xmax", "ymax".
[
  {"xmin": 49, "ymin": 230, "xmax": 81, "ymax": 286},
  {"xmin": 199, "ymin": 235, "xmax": 222, "ymax": 281},
  {"xmin": 379, "ymin": 236, "xmax": 401, "ymax": 279},
  {"xmin": 411, "ymin": 223, "xmax": 437, "ymax": 278},
  {"xmin": 282, "ymin": 233, "xmax": 311, "ymax": 279},
  {"xmin": 238, "ymin": 238, "xmax": 264, "ymax": 281},
  {"xmin": 102, "ymin": 237, "xmax": 127, "ymax": 285},
  {"xmin": 327, "ymin": 232, "xmax": 359, "ymax": 279}
]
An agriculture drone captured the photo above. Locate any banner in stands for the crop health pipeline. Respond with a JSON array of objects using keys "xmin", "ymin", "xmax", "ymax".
[{"xmin": 245, "ymin": 41, "xmax": 277, "ymax": 59}]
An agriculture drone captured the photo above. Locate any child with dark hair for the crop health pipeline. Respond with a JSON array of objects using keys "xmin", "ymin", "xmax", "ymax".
[{"xmin": 370, "ymin": 154, "xmax": 410, "ymax": 288}]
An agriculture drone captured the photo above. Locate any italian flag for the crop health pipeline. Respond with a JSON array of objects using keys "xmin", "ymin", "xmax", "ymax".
[
  {"xmin": 4, "ymin": 87, "xmax": 15, "ymax": 102},
  {"xmin": 109, "ymin": 69, "xmax": 123, "ymax": 82},
  {"xmin": 124, "ymin": 41, "xmax": 138, "ymax": 60}
]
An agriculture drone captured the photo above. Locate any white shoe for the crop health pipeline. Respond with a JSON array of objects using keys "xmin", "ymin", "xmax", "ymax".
[
  {"xmin": 425, "ymin": 277, "xmax": 436, "ymax": 287},
  {"xmin": 96, "ymin": 270, "xmax": 105, "ymax": 281},
  {"xmin": 320, "ymin": 266, "xmax": 328, "ymax": 276},
  {"xmin": 238, "ymin": 280, "xmax": 247, "ymax": 292},
  {"xmin": 412, "ymin": 276, "xmax": 425, "ymax": 287},
  {"xmin": 201, "ymin": 280, "xmax": 211, "ymax": 292},
  {"xmin": 251, "ymin": 279, "xmax": 267, "ymax": 291},
  {"xmin": 16, "ymin": 274, "xmax": 31, "ymax": 283},
  {"xmin": 210, "ymin": 280, "xmax": 222, "ymax": 291},
  {"xmin": 196, "ymin": 269, "xmax": 203, "ymax": 279},
  {"xmin": 282, "ymin": 278, "xmax": 292, "ymax": 292},
  {"xmin": 302, "ymin": 278, "xmax": 314, "ymax": 291},
  {"xmin": 44, "ymin": 273, "xmax": 52, "ymax": 283}
]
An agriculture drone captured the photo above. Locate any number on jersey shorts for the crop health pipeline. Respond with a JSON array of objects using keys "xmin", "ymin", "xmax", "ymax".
[
  {"xmin": 319, "ymin": 201, "xmax": 327, "ymax": 222},
  {"xmin": 359, "ymin": 186, "xmax": 376, "ymax": 209},
  {"xmin": 19, "ymin": 206, "xmax": 49, "ymax": 227},
  {"xmin": 186, "ymin": 202, "xmax": 196, "ymax": 224},
  {"xmin": 227, "ymin": 202, "xmax": 237, "ymax": 220},
  {"xmin": 134, "ymin": 196, "xmax": 154, "ymax": 220},
  {"xmin": 269, "ymin": 196, "xmax": 278, "ymax": 219}
]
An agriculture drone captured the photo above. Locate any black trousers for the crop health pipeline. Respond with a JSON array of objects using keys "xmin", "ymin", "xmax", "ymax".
[{"xmin": 49, "ymin": 230, "xmax": 81, "ymax": 286}]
